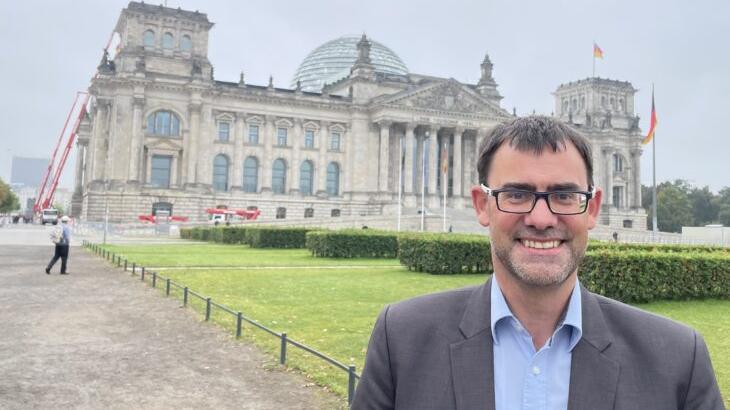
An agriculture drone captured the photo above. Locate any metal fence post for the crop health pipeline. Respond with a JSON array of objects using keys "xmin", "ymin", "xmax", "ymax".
[
  {"xmin": 132, "ymin": 262, "xmax": 136, "ymax": 275},
  {"xmin": 280, "ymin": 333, "xmax": 287, "ymax": 365},
  {"xmin": 236, "ymin": 312, "xmax": 242, "ymax": 338},
  {"xmin": 348, "ymin": 366, "xmax": 357, "ymax": 406},
  {"xmin": 152, "ymin": 271, "xmax": 156, "ymax": 288},
  {"xmin": 124, "ymin": 259, "xmax": 127, "ymax": 271},
  {"xmin": 205, "ymin": 298, "xmax": 211, "ymax": 321},
  {"xmin": 165, "ymin": 278, "xmax": 170, "ymax": 296},
  {"xmin": 117, "ymin": 256, "xmax": 121, "ymax": 268},
  {"xmin": 141, "ymin": 267, "xmax": 146, "ymax": 282},
  {"xmin": 183, "ymin": 287, "xmax": 188, "ymax": 306}
]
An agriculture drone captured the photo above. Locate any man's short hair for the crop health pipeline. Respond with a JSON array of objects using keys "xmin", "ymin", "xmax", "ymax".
[{"xmin": 477, "ymin": 116, "xmax": 594, "ymax": 187}]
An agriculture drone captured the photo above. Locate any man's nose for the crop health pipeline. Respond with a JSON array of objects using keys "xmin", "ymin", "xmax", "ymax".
[{"xmin": 523, "ymin": 197, "xmax": 558, "ymax": 230}]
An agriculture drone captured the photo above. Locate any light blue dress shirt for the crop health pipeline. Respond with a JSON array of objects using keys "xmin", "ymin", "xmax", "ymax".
[{"xmin": 491, "ymin": 276, "xmax": 583, "ymax": 410}]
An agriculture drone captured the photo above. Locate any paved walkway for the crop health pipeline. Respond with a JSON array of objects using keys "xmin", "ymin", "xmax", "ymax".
[{"xmin": 0, "ymin": 225, "xmax": 344, "ymax": 410}]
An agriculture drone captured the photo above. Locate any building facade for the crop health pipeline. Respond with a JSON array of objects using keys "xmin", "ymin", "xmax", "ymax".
[{"xmin": 72, "ymin": 2, "xmax": 646, "ymax": 229}]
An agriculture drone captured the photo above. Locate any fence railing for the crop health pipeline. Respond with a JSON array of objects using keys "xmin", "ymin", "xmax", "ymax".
[{"xmin": 82, "ymin": 240, "xmax": 360, "ymax": 406}]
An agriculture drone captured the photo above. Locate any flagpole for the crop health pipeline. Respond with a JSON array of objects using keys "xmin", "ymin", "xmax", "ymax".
[
  {"xmin": 651, "ymin": 84, "xmax": 658, "ymax": 234},
  {"xmin": 443, "ymin": 169, "xmax": 447, "ymax": 232},
  {"xmin": 421, "ymin": 131, "xmax": 427, "ymax": 232},
  {"xmin": 592, "ymin": 40, "xmax": 595, "ymax": 77},
  {"xmin": 397, "ymin": 134, "xmax": 403, "ymax": 232}
]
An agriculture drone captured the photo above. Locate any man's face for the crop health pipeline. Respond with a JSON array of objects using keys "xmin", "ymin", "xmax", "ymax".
[{"xmin": 471, "ymin": 142, "xmax": 602, "ymax": 289}]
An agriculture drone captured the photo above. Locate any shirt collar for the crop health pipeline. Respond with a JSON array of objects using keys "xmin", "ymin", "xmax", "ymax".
[{"xmin": 490, "ymin": 275, "xmax": 583, "ymax": 351}]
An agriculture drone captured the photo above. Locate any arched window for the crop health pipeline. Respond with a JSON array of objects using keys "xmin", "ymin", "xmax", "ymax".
[
  {"xmin": 146, "ymin": 110, "xmax": 180, "ymax": 137},
  {"xmin": 163, "ymin": 32, "xmax": 174, "ymax": 49},
  {"xmin": 330, "ymin": 131, "xmax": 341, "ymax": 151},
  {"xmin": 243, "ymin": 156, "xmax": 258, "ymax": 193},
  {"xmin": 213, "ymin": 155, "xmax": 229, "ymax": 191},
  {"xmin": 180, "ymin": 34, "xmax": 192, "ymax": 52},
  {"xmin": 613, "ymin": 154, "xmax": 624, "ymax": 172},
  {"xmin": 272, "ymin": 159, "xmax": 287, "ymax": 194},
  {"xmin": 143, "ymin": 30, "xmax": 155, "ymax": 47},
  {"xmin": 327, "ymin": 162, "xmax": 340, "ymax": 196},
  {"xmin": 299, "ymin": 160, "xmax": 314, "ymax": 195}
]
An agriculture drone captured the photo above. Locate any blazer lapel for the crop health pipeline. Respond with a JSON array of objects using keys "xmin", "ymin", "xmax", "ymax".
[
  {"xmin": 568, "ymin": 286, "xmax": 619, "ymax": 410},
  {"xmin": 450, "ymin": 279, "xmax": 495, "ymax": 410}
]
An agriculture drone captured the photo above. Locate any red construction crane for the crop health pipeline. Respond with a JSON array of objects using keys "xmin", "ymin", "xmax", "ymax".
[{"xmin": 34, "ymin": 92, "xmax": 90, "ymax": 214}]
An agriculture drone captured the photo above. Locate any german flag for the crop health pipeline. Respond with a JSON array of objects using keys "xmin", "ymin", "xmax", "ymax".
[
  {"xmin": 593, "ymin": 43, "xmax": 604, "ymax": 59},
  {"xmin": 642, "ymin": 89, "xmax": 658, "ymax": 145}
]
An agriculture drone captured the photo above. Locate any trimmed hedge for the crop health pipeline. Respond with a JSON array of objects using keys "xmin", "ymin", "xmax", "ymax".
[
  {"xmin": 588, "ymin": 241, "xmax": 728, "ymax": 254},
  {"xmin": 246, "ymin": 227, "xmax": 312, "ymax": 248},
  {"xmin": 398, "ymin": 233, "xmax": 729, "ymax": 302},
  {"xmin": 180, "ymin": 226, "xmax": 312, "ymax": 248},
  {"xmin": 306, "ymin": 229, "xmax": 399, "ymax": 258},
  {"xmin": 581, "ymin": 250, "xmax": 730, "ymax": 303},
  {"xmin": 398, "ymin": 233, "xmax": 491, "ymax": 275}
]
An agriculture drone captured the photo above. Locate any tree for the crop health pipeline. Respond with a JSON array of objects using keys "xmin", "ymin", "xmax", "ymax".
[
  {"xmin": 655, "ymin": 181, "xmax": 693, "ymax": 232},
  {"xmin": 0, "ymin": 178, "xmax": 20, "ymax": 213},
  {"xmin": 717, "ymin": 187, "xmax": 730, "ymax": 226},
  {"xmin": 642, "ymin": 180, "xmax": 693, "ymax": 232},
  {"xmin": 688, "ymin": 185, "xmax": 719, "ymax": 226}
]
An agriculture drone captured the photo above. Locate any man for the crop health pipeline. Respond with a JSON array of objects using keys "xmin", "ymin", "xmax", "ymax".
[
  {"xmin": 46, "ymin": 215, "xmax": 71, "ymax": 275},
  {"xmin": 352, "ymin": 116, "xmax": 723, "ymax": 409}
]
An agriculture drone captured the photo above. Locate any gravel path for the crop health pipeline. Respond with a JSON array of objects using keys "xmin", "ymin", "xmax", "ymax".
[{"xmin": 0, "ymin": 227, "xmax": 344, "ymax": 410}]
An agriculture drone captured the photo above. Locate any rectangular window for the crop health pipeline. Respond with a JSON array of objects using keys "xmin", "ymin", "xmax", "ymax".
[
  {"xmin": 277, "ymin": 128, "xmax": 288, "ymax": 146},
  {"xmin": 218, "ymin": 122, "xmax": 230, "ymax": 142},
  {"xmin": 304, "ymin": 129, "xmax": 315, "ymax": 148},
  {"xmin": 150, "ymin": 155, "xmax": 172, "ymax": 188},
  {"xmin": 304, "ymin": 208, "xmax": 314, "ymax": 218},
  {"xmin": 331, "ymin": 209, "xmax": 341, "ymax": 217},
  {"xmin": 248, "ymin": 125, "xmax": 259, "ymax": 144},
  {"xmin": 612, "ymin": 186, "xmax": 623, "ymax": 208},
  {"xmin": 330, "ymin": 132, "xmax": 341, "ymax": 151},
  {"xmin": 276, "ymin": 207, "xmax": 287, "ymax": 219}
]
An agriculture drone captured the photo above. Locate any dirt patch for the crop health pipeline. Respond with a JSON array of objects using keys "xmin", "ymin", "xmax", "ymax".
[{"xmin": 0, "ymin": 243, "xmax": 345, "ymax": 410}]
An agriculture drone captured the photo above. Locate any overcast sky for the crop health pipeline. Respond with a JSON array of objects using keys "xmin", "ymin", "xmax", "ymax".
[{"xmin": 1, "ymin": 0, "xmax": 728, "ymax": 192}]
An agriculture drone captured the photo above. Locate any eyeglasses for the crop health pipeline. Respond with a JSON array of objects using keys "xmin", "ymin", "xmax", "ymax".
[{"xmin": 480, "ymin": 184, "xmax": 595, "ymax": 215}]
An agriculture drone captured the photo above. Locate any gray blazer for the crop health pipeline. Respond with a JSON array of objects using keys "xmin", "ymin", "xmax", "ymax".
[{"xmin": 352, "ymin": 279, "xmax": 724, "ymax": 409}]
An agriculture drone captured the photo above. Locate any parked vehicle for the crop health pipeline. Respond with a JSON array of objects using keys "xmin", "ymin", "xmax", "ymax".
[{"xmin": 41, "ymin": 208, "xmax": 59, "ymax": 225}]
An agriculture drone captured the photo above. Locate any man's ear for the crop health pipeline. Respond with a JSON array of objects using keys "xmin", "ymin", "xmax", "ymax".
[
  {"xmin": 471, "ymin": 185, "xmax": 491, "ymax": 227},
  {"xmin": 586, "ymin": 187, "xmax": 603, "ymax": 230}
]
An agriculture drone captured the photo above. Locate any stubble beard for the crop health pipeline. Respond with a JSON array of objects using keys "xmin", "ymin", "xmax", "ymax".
[{"xmin": 492, "ymin": 234, "xmax": 586, "ymax": 288}]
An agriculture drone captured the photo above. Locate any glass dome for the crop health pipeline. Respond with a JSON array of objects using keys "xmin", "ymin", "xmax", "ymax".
[{"xmin": 291, "ymin": 36, "xmax": 409, "ymax": 92}]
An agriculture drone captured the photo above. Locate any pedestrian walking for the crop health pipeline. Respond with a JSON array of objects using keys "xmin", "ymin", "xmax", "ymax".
[{"xmin": 46, "ymin": 215, "xmax": 71, "ymax": 274}]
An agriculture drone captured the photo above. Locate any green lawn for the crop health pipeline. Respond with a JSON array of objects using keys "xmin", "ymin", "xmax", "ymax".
[{"xmin": 101, "ymin": 243, "xmax": 729, "ymax": 405}]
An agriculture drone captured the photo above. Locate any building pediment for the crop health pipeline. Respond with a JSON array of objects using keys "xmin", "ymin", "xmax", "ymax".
[
  {"xmin": 376, "ymin": 79, "xmax": 509, "ymax": 117},
  {"xmin": 144, "ymin": 137, "xmax": 183, "ymax": 152}
]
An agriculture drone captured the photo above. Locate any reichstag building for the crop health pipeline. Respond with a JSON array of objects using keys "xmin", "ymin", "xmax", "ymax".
[{"xmin": 71, "ymin": 1, "xmax": 646, "ymax": 229}]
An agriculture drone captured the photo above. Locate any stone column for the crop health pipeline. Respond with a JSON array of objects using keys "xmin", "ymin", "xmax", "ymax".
[
  {"xmin": 453, "ymin": 127, "xmax": 464, "ymax": 203},
  {"xmin": 631, "ymin": 148, "xmax": 642, "ymax": 207},
  {"xmin": 602, "ymin": 148, "xmax": 613, "ymax": 206},
  {"xmin": 127, "ymin": 96, "xmax": 145, "ymax": 183},
  {"xmin": 73, "ymin": 143, "xmax": 85, "ymax": 195},
  {"xmin": 185, "ymin": 102, "xmax": 201, "ymax": 186},
  {"xmin": 231, "ymin": 112, "xmax": 245, "ymax": 190},
  {"xmin": 317, "ymin": 121, "xmax": 329, "ymax": 195},
  {"xmin": 378, "ymin": 121, "xmax": 391, "ymax": 193},
  {"xmin": 291, "ymin": 119, "xmax": 303, "ymax": 195},
  {"xmin": 261, "ymin": 115, "xmax": 274, "ymax": 192},
  {"xmin": 428, "ymin": 127, "xmax": 439, "ymax": 202},
  {"xmin": 403, "ymin": 123, "xmax": 415, "ymax": 195}
]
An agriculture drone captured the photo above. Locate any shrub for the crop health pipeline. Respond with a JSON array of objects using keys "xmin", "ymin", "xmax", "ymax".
[
  {"xmin": 588, "ymin": 241, "xmax": 728, "ymax": 254},
  {"xmin": 306, "ymin": 229, "xmax": 398, "ymax": 258},
  {"xmin": 180, "ymin": 228, "xmax": 192, "ymax": 239},
  {"xmin": 221, "ymin": 227, "xmax": 247, "ymax": 244},
  {"xmin": 580, "ymin": 251, "xmax": 730, "ymax": 303},
  {"xmin": 398, "ymin": 233, "xmax": 491, "ymax": 274},
  {"xmin": 246, "ymin": 227, "xmax": 312, "ymax": 248}
]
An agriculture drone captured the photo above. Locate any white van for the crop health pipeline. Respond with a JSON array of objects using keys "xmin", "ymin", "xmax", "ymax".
[{"xmin": 41, "ymin": 209, "xmax": 59, "ymax": 225}]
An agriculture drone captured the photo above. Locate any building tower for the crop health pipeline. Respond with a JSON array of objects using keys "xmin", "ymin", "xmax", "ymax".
[{"xmin": 554, "ymin": 78, "xmax": 647, "ymax": 229}]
